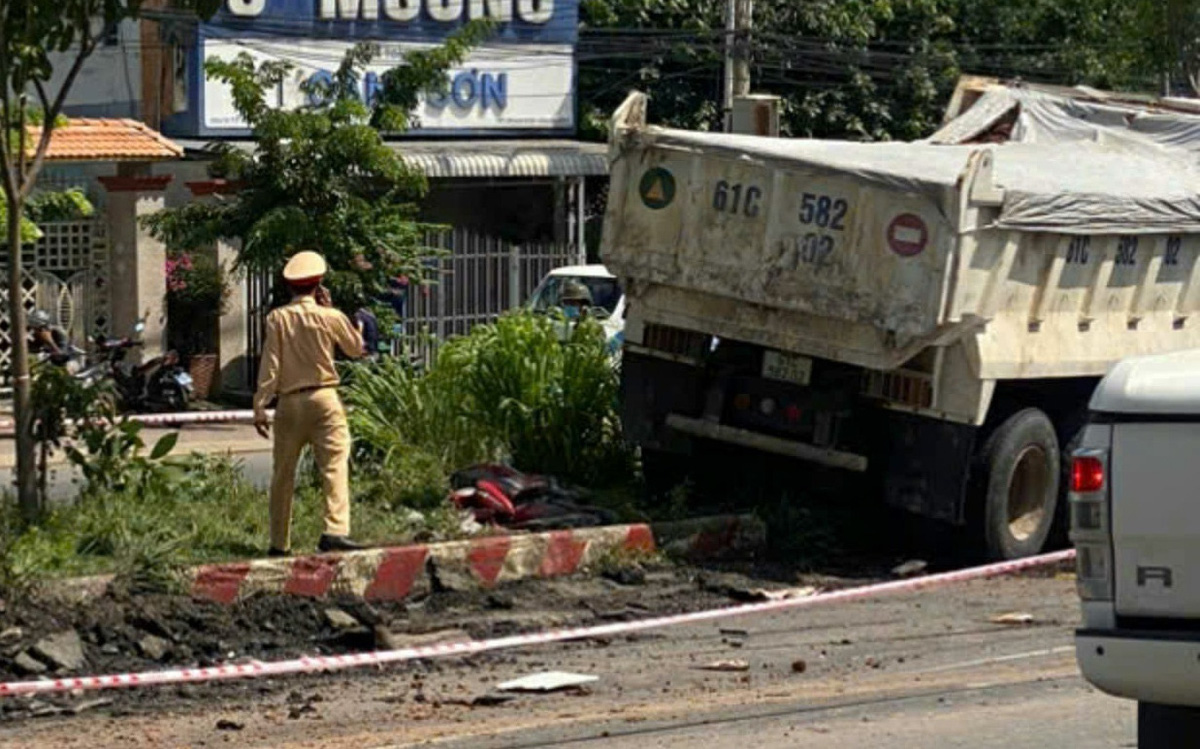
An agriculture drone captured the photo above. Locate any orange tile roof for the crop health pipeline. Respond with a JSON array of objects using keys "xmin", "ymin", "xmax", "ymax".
[{"xmin": 27, "ymin": 118, "xmax": 183, "ymax": 162}]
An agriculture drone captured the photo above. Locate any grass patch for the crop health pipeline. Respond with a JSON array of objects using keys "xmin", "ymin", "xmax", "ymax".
[{"xmin": 0, "ymin": 453, "xmax": 461, "ymax": 587}]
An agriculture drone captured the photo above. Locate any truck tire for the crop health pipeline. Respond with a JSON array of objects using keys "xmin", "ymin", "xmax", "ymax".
[
  {"xmin": 978, "ymin": 408, "xmax": 1060, "ymax": 561},
  {"xmin": 1139, "ymin": 702, "xmax": 1200, "ymax": 747}
]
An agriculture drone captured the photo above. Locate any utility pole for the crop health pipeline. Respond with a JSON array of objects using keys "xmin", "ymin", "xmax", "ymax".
[
  {"xmin": 722, "ymin": 0, "xmax": 735, "ymax": 130},
  {"xmin": 732, "ymin": 0, "xmax": 753, "ymax": 98},
  {"xmin": 723, "ymin": 0, "xmax": 752, "ymax": 131}
]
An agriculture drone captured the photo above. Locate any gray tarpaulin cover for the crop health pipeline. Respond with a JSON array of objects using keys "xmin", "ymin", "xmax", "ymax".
[{"xmin": 635, "ymin": 87, "xmax": 1200, "ymax": 235}]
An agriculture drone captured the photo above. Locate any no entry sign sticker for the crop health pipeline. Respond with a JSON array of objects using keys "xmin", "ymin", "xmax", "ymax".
[{"xmin": 887, "ymin": 213, "xmax": 929, "ymax": 257}]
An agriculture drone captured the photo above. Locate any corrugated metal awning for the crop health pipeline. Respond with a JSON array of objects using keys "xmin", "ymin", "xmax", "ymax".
[
  {"xmin": 393, "ymin": 140, "xmax": 608, "ymax": 178},
  {"xmin": 177, "ymin": 138, "xmax": 609, "ymax": 178}
]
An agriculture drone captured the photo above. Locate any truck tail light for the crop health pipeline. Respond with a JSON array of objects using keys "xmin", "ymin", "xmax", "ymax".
[
  {"xmin": 1069, "ymin": 447, "xmax": 1112, "ymax": 602},
  {"xmin": 1070, "ymin": 456, "xmax": 1105, "ymax": 493}
]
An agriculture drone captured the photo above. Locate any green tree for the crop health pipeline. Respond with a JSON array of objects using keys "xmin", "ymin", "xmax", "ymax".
[
  {"xmin": 0, "ymin": 0, "xmax": 220, "ymax": 521},
  {"xmin": 144, "ymin": 24, "xmax": 492, "ymax": 311},
  {"xmin": 578, "ymin": 0, "xmax": 1165, "ymax": 143}
]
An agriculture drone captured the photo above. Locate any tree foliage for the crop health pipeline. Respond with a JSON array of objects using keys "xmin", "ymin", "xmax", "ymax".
[
  {"xmin": 0, "ymin": 1, "xmax": 220, "ymax": 521},
  {"xmin": 579, "ymin": 0, "xmax": 1170, "ymax": 143},
  {"xmin": 144, "ymin": 23, "xmax": 492, "ymax": 309}
]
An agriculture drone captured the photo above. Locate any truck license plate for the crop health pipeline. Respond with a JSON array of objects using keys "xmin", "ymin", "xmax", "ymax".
[{"xmin": 762, "ymin": 350, "xmax": 812, "ymax": 386}]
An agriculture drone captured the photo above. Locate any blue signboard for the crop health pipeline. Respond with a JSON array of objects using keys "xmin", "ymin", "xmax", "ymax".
[
  {"xmin": 161, "ymin": 0, "xmax": 579, "ymax": 139},
  {"xmin": 208, "ymin": 0, "xmax": 578, "ymax": 44}
]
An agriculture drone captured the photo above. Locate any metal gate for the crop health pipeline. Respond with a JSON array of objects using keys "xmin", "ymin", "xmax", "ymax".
[
  {"xmin": 244, "ymin": 229, "xmax": 582, "ymax": 388},
  {"xmin": 0, "ymin": 219, "xmax": 110, "ymax": 385}
]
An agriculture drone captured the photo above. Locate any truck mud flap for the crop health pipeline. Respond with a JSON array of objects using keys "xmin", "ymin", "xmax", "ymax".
[
  {"xmin": 664, "ymin": 414, "xmax": 869, "ymax": 472},
  {"xmin": 872, "ymin": 410, "xmax": 976, "ymax": 525}
]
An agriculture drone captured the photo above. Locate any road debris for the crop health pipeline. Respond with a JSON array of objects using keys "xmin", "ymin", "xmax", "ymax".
[
  {"xmin": 791, "ymin": 659, "xmax": 808, "ymax": 674},
  {"xmin": 137, "ymin": 635, "xmax": 171, "ymax": 662},
  {"xmin": 0, "ymin": 627, "xmax": 23, "ymax": 647},
  {"xmin": 374, "ymin": 627, "xmax": 472, "ymax": 651},
  {"xmin": 31, "ymin": 630, "xmax": 85, "ymax": 672},
  {"xmin": 497, "ymin": 672, "xmax": 599, "ymax": 693},
  {"xmin": 69, "ymin": 698, "xmax": 113, "ymax": 715},
  {"xmin": 754, "ymin": 586, "xmax": 818, "ymax": 602},
  {"xmin": 215, "ymin": 718, "xmax": 245, "ymax": 731},
  {"xmin": 12, "ymin": 652, "xmax": 47, "ymax": 676},
  {"xmin": 990, "ymin": 612, "xmax": 1036, "ymax": 625},
  {"xmin": 719, "ymin": 628, "xmax": 749, "ymax": 637},
  {"xmin": 892, "ymin": 560, "xmax": 929, "ymax": 578},
  {"xmin": 323, "ymin": 608, "xmax": 362, "ymax": 631},
  {"xmin": 700, "ymin": 659, "xmax": 750, "ymax": 672}
]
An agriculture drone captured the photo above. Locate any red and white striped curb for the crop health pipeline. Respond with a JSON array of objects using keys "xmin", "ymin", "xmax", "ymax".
[
  {"xmin": 191, "ymin": 524, "xmax": 657, "ymax": 605},
  {"xmin": 0, "ymin": 409, "xmax": 263, "ymax": 432},
  {"xmin": 0, "ymin": 549, "xmax": 1077, "ymax": 697}
]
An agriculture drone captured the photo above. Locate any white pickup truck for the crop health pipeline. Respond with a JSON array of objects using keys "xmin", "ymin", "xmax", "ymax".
[
  {"xmin": 1072, "ymin": 349, "xmax": 1200, "ymax": 744},
  {"xmin": 601, "ymin": 89, "xmax": 1200, "ymax": 560}
]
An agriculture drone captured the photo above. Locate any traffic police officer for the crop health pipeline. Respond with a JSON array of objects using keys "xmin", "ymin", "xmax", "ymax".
[{"xmin": 254, "ymin": 251, "xmax": 365, "ymax": 555}]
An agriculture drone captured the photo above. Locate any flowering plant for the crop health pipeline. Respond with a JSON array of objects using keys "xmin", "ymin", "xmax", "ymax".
[
  {"xmin": 165, "ymin": 252, "xmax": 231, "ymax": 356},
  {"xmin": 166, "ymin": 252, "xmax": 230, "ymax": 313}
]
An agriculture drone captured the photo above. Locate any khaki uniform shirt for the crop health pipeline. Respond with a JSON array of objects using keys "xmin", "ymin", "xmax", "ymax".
[{"xmin": 253, "ymin": 296, "xmax": 364, "ymax": 419}]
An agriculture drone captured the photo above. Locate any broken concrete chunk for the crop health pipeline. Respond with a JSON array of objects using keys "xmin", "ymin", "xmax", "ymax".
[
  {"xmin": 497, "ymin": 672, "xmax": 598, "ymax": 693},
  {"xmin": 0, "ymin": 627, "xmax": 23, "ymax": 646},
  {"xmin": 69, "ymin": 698, "xmax": 114, "ymax": 715},
  {"xmin": 12, "ymin": 651, "xmax": 47, "ymax": 676},
  {"xmin": 31, "ymin": 630, "xmax": 86, "ymax": 672},
  {"xmin": 990, "ymin": 612, "xmax": 1036, "ymax": 625},
  {"xmin": 138, "ymin": 635, "xmax": 171, "ymax": 662},
  {"xmin": 892, "ymin": 560, "xmax": 929, "ymax": 578},
  {"xmin": 323, "ymin": 608, "xmax": 362, "ymax": 631},
  {"xmin": 374, "ymin": 627, "xmax": 473, "ymax": 651}
]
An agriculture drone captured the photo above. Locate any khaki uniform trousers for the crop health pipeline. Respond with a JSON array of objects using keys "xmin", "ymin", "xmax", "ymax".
[{"xmin": 270, "ymin": 387, "xmax": 351, "ymax": 551}]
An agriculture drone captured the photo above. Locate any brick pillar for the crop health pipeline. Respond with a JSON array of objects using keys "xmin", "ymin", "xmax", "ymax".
[
  {"xmin": 185, "ymin": 179, "xmax": 249, "ymax": 396},
  {"xmin": 99, "ymin": 168, "xmax": 172, "ymax": 361}
]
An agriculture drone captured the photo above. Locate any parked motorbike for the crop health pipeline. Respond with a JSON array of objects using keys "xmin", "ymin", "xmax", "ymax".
[
  {"xmin": 28, "ymin": 310, "xmax": 87, "ymax": 375},
  {"xmin": 79, "ymin": 321, "xmax": 193, "ymax": 413}
]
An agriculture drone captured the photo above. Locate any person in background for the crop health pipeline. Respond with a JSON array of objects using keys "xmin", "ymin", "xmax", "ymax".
[
  {"xmin": 354, "ymin": 303, "xmax": 380, "ymax": 361},
  {"xmin": 253, "ymin": 251, "xmax": 365, "ymax": 556},
  {"xmin": 28, "ymin": 310, "xmax": 73, "ymax": 368},
  {"xmin": 559, "ymin": 279, "xmax": 593, "ymax": 320}
]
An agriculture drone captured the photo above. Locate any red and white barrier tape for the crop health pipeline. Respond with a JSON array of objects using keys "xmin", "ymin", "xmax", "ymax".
[
  {"xmin": 0, "ymin": 410, "xmax": 264, "ymax": 432},
  {"xmin": 0, "ymin": 548, "xmax": 1076, "ymax": 698}
]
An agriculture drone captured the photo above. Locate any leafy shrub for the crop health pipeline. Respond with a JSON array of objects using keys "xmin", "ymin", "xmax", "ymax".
[{"xmin": 345, "ymin": 310, "xmax": 634, "ymax": 491}]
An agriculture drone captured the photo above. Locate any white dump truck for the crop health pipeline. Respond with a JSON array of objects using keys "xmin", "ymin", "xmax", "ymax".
[
  {"xmin": 1071, "ymin": 349, "xmax": 1200, "ymax": 743},
  {"xmin": 601, "ymin": 89, "xmax": 1200, "ymax": 560}
]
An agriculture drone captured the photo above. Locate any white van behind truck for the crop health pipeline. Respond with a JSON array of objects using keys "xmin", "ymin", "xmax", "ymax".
[{"xmin": 1072, "ymin": 349, "xmax": 1200, "ymax": 744}]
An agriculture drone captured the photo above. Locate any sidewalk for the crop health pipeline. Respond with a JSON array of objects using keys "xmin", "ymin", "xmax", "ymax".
[{"xmin": 0, "ymin": 422, "xmax": 268, "ymax": 469}]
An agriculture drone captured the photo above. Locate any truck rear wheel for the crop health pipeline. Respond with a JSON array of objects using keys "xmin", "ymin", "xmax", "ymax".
[{"xmin": 978, "ymin": 408, "xmax": 1060, "ymax": 561}]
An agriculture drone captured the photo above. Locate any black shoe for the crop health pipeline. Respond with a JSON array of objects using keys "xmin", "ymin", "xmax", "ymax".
[
  {"xmin": 318, "ymin": 534, "xmax": 365, "ymax": 553},
  {"xmin": 267, "ymin": 547, "xmax": 291, "ymax": 558}
]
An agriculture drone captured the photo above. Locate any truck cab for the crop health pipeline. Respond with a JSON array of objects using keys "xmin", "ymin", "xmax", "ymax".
[{"xmin": 1072, "ymin": 349, "xmax": 1200, "ymax": 744}]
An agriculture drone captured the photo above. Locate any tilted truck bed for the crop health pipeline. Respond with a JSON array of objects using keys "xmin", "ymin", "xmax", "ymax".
[{"xmin": 602, "ymin": 92, "xmax": 1200, "ymax": 383}]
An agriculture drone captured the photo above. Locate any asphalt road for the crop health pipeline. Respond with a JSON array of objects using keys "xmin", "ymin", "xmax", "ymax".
[
  {"xmin": 0, "ymin": 424, "xmax": 272, "ymax": 502},
  {"xmin": 0, "ymin": 573, "xmax": 1137, "ymax": 748}
]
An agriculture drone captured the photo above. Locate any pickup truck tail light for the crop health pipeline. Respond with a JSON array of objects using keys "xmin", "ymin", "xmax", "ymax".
[{"xmin": 1069, "ymin": 448, "xmax": 1112, "ymax": 602}]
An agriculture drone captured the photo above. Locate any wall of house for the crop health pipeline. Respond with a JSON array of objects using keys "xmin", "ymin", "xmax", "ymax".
[
  {"xmin": 420, "ymin": 181, "xmax": 559, "ymax": 245},
  {"xmin": 45, "ymin": 20, "xmax": 143, "ymax": 120}
]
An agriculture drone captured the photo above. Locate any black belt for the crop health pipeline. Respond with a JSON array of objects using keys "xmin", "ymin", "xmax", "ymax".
[{"xmin": 284, "ymin": 384, "xmax": 337, "ymax": 396}]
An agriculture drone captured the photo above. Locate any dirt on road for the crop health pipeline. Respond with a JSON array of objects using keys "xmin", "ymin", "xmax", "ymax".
[{"xmin": 0, "ymin": 553, "xmax": 1087, "ymax": 748}]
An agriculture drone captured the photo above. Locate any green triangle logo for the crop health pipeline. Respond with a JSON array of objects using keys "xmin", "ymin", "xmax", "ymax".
[{"xmin": 639, "ymin": 167, "xmax": 675, "ymax": 210}]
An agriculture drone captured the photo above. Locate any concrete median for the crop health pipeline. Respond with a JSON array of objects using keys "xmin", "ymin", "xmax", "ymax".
[{"xmin": 53, "ymin": 516, "xmax": 765, "ymax": 606}]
